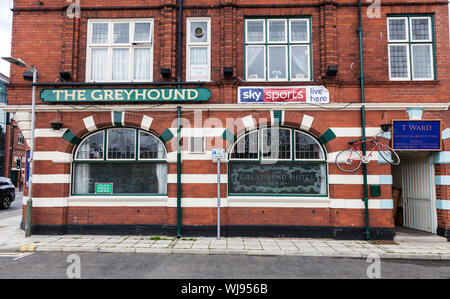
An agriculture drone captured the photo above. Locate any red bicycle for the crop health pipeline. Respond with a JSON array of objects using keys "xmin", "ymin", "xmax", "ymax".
[{"xmin": 335, "ymin": 133, "xmax": 400, "ymax": 172}]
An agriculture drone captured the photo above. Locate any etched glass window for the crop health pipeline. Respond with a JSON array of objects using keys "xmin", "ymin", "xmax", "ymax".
[
  {"xmin": 229, "ymin": 127, "xmax": 327, "ymax": 196},
  {"xmin": 107, "ymin": 128, "xmax": 135, "ymax": 160},
  {"xmin": 76, "ymin": 131, "xmax": 104, "ymax": 160}
]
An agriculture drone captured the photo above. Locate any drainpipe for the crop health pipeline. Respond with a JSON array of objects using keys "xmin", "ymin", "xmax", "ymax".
[
  {"xmin": 177, "ymin": 0, "xmax": 183, "ymax": 83},
  {"xmin": 176, "ymin": 106, "xmax": 182, "ymax": 238},
  {"xmin": 358, "ymin": 0, "xmax": 370, "ymax": 241},
  {"xmin": 176, "ymin": 0, "xmax": 183, "ymax": 238}
]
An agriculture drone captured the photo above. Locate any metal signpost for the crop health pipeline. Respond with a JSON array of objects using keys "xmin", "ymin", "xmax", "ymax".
[{"xmin": 212, "ymin": 148, "xmax": 226, "ymax": 240}]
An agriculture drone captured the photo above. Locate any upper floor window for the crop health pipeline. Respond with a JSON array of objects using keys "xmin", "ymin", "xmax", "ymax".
[
  {"xmin": 186, "ymin": 17, "xmax": 211, "ymax": 82},
  {"xmin": 245, "ymin": 18, "xmax": 312, "ymax": 82},
  {"xmin": 387, "ymin": 16, "xmax": 435, "ymax": 81},
  {"xmin": 86, "ymin": 19, "xmax": 153, "ymax": 82},
  {"xmin": 17, "ymin": 133, "xmax": 24, "ymax": 145}
]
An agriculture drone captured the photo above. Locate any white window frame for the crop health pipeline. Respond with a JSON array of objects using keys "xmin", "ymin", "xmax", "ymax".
[
  {"xmin": 388, "ymin": 44, "xmax": 411, "ymax": 81},
  {"xmin": 387, "ymin": 16, "xmax": 434, "ymax": 81},
  {"xmin": 245, "ymin": 19, "xmax": 266, "ymax": 44},
  {"xmin": 267, "ymin": 19, "xmax": 287, "ymax": 44},
  {"xmin": 229, "ymin": 130, "xmax": 260, "ymax": 161},
  {"xmin": 186, "ymin": 17, "xmax": 211, "ymax": 82},
  {"xmin": 245, "ymin": 17, "xmax": 312, "ymax": 82},
  {"xmin": 260, "ymin": 128, "xmax": 292, "ymax": 161},
  {"xmin": 293, "ymin": 130, "xmax": 325, "ymax": 161},
  {"xmin": 75, "ymin": 131, "xmax": 105, "ymax": 161},
  {"xmin": 289, "ymin": 18, "xmax": 310, "ymax": 43},
  {"xmin": 17, "ymin": 133, "xmax": 24, "ymax": 145},
  {"xmin": 86, "ymin": 19, "xmax": 154, "ymax": 83},
  {"xmin": 387, "ymin": 17, "xmax": 409, "ymax": 43},
  {"xmin": 106, "ymin": 128, "xmax": 136, "ymax": 161},
  {"xmin": 138, "ymin": 130, "xmax": 168, "ymax": 161},
  {"xmin": 411, "ymin": 44, "xmax": 434, "ymax": 81},
  {"xmin": 410, "ymin": 17, "xmax": 432, "ymax": 42},
  {"xmin": 188, "ymin": 137, "xmax": 206, "ymax": 154}
]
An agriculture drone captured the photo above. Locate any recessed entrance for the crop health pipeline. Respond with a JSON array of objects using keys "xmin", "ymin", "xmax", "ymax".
[{"xmin": 392, "ymin": 152, "xmax": 437, "ymax": 234}]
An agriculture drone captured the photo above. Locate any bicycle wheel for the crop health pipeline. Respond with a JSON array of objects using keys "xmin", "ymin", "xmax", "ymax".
[
  {"xmin": 335, "ymin": 148, "xmax": 363, "ymax": 172},
  {"xmin": 377, "ymin": 143, "xmax": 400, "ymax": 165}
]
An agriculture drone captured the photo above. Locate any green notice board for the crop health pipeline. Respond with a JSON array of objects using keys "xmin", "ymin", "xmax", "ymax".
[
  {"xmin": 95, "ymin": 183, "xmax": 113, "ymax": 194},
  {"xmin": 40, "ymin": 88, "xmax": 211, "ymax": 103}
]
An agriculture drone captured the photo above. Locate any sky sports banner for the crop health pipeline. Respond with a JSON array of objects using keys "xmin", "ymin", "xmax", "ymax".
[{"xmin": 238, "ymin": 86, "xmax": 329, "ymax": 104}]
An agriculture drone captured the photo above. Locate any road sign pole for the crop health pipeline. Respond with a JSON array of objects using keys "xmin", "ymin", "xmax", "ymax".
[{"xmin": 217, "ymin": 157, "xmax": 221, "ymax": 240}]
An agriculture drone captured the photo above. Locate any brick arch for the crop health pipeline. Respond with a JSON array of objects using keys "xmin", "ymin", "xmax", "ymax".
[{"xmin": 63, "ymin": 112, "xmax": 169, "ymax": 156}]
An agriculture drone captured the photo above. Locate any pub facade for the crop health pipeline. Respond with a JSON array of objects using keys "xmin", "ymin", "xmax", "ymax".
[{"xmin": 5, "ymin": 0, "xmax": 450, "ymax": 240}]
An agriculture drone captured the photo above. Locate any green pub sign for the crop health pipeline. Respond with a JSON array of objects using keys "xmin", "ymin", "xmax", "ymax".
[
  {"xmin": 95, "ymin": 183, "xmax": 113, "ymax": 194},
  {"xmin": 40, "ymin": 88, "xmax": 211, "ymax": 103}
]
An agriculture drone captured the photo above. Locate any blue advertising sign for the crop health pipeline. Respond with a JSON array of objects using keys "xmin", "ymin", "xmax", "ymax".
[
  {"xmin": 238, "ymin": 86, "xmax": 329, "ymax": 104},
  {"xmin": 392, "ymin": 120, "xmax": 442, "ymax": 151},
  {"xmin": 26, "ymin": 150, "xmax": 30, "ymax": 187}
]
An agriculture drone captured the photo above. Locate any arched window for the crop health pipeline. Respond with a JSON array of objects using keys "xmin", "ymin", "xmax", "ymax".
[
  {"xmin": 72, "ymin": 128, "xmax": 167, "ymax": 195},
  {"xmin": 229, "ymin": 127, "xmax": 327, "ymax": 196}
]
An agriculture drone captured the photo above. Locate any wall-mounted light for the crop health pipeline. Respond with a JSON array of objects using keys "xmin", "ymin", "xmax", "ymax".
[
  {"xmin": 160, "ymin": 68, "xmax": 171, "ymax": 79},
  {"xmin": 51, "ymin": 111, "xmax": 63, "ymax": 131},
  {"xmin": 380, "ymin": 124, "xmax": 392, "ymax": 132},
  {"xmin": 59, "ymin": 71, "xmax": 72, "ymax": 81},
  {"xmin": 223, "ymin": 67, "xmax": 233, "ymax": 78},
  {"xmin": 326, "ymin": 65, "xmax": 338, "ymax": 77}
]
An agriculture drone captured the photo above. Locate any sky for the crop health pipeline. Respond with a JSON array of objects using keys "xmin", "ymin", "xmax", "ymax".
[{"xmin": 0, "ymin": 0, "xmax": 13, "ymax": 78}]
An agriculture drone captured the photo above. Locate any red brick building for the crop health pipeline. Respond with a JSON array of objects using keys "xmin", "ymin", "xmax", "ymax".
[
  {"xmin": 4, "ymin": 119, "xmax": 28, "ymax": 189},
  {"xmin": 4, "ymin": 0, "xmax": 450, "ymax": 240}
]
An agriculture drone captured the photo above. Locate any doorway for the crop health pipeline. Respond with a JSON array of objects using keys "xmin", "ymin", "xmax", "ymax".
[{"xmin": 392, "ymin": 152, "xmax": 437, "ymax": 234}]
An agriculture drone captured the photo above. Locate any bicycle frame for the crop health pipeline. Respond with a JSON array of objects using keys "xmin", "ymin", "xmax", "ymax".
[{"xmin": 348, "ymin": 136, "xmax": 382, "ymax": 163}]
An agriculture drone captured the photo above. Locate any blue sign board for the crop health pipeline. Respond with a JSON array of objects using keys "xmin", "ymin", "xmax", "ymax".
[
  {"xmin": 26, "ymin": 150, "xmax": 30, "ymax": 187},
  {"xmin": 392, "ymin": 120, "xmax": 442, "ymax": 151}
]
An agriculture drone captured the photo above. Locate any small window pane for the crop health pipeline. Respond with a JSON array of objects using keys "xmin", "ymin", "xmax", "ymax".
[
  {"xmin": 108, "ymin": 129, "xmax": 135, "ymax": 159},
  {"xmin": 268, "ymin": 46, "xmax": 287, "ymax": 80},
  {"xmin": 412, "ymin": 44, "xmax": 432, "ymax": 79},
  {"xmin": 92, "ymin": 23, "xmax": 108, "ymax": 44},
  {"xmin": 268, "ymin": 20, "xmax": 286, "ymax": 42},
  {"xmin": 140, "ymin": 131, "xmax": 166, "ymax": 159},
  {"xmin": 190, "ymin": 21, "xmax": 208, "ymax": 43},
  {"xmin": 189, "ymin": 47, "xmax": 208, "ymax": 81},
  {"xmin": 411, "ymin": 18, "xmax": 430, "ymax": 41},
  {"xmin": 76, "ymin": 131, "xmax": 104, "ymax": 160},
  {"xmin": 290, "ymin": 19, "xmax": 308, "ymax": 42},
  {"xmin": 246, "ymin": 20, "xmax": 264, "ymax": 43},
  {"xmin": 134, "ymin": 23, "xmax": 151, "ymax": 42},
  {"xmin": 290, "ymin": 46, "xmax": 309, "ymax": 80},
  {"xmin": 231, "ymin": 131, "xmax": 258, "ymax": 160},
  {"xmin": 389, "ymin": 45, "xmax": 409, "ymax": 79},
  {"xmin": 295, "ymin": 131, "xmax": 323, "ymax": 160},
  {"xmin": 388, "ymin": 18, "xmax": 407, "ymax": 41},
  {"xmin": 91, "ymin": 48, "xmax": 108, "ymax": 81},
  {"xmin": 189, "ymin": 137, "xmax": 204, "ymax": 153},
  {"xmin": 134, "ymin": 48, "xmax": 151, "ymax": 80},
  {"xmin": 246, "ymin": 46, "xmax": 265, "ymax": 80},
  {"xmin": 113, "ymin": 23, "xmax": 130, "ymax": 43},
  {"xmin": 262, "ymin": 128, "xmax": 291, "ymax": 160},
  {"xmin": 112, "ymin": 48, "xmax": 129, "ymax": 81}
]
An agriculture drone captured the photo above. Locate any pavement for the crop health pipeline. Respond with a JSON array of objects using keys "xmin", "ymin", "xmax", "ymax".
[
  {"xmin": 1, "ymin": 191, "xmax": 449, "ymax": 260},
  {"xmin": 0, "ymin": 218, "xmax": 449, "ymax": 260}
]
